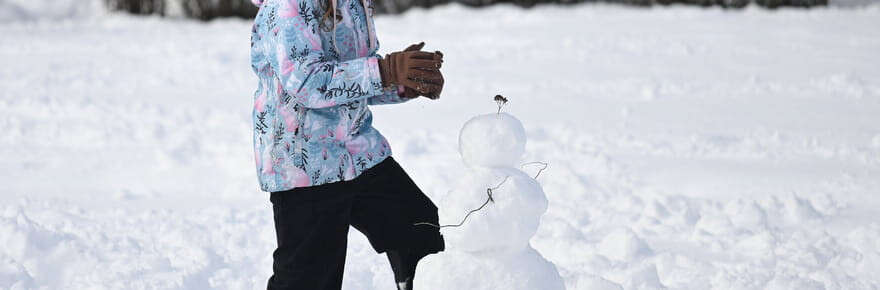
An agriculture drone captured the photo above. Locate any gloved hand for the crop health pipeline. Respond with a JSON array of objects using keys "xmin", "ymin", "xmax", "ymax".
[
  {"xmin": 399, "ymin": 42, "xmax": 425, "ymax": 99},
  {"xmin": 398, "ymin": 42, "xmax": 444, "ymax": 100},
  {"xmin": 379, "ymin": 42, "xmax": 444, "ymax": 99},
  {"xmin": 424, "ymin": 50, "xmax": 443, "ymax": 100}
]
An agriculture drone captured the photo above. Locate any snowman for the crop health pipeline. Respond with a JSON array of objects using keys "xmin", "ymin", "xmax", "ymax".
[{"xmin": 416, "ymin": 96, "xmax": 565, "ymax": 290}]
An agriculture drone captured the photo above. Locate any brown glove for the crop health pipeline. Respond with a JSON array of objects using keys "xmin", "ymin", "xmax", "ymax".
[
  {"xmin": 378, "ymin": 46, "xmax": 444, "ymax": 98},
  {"xmin": 396, "ymin": 42, "xmax": 445, "ymax": 100},
  {"xmin": 424, "ymin": 50, "xmax": 444, "ymax": 100},
  {"xmin": 399, "ymin": 42, "xmax": 426, "ymax": 99}
]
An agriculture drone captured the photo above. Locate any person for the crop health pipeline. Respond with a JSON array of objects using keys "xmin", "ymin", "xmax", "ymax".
[{"xmin": 248, "ymin": 0, "xmax": 446, "ymax": 289}]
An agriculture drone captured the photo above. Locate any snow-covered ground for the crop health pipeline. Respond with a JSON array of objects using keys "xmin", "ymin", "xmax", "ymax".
[{"xmin": 2, "ymin": 3, "xmax": 880, "ymax": 289}]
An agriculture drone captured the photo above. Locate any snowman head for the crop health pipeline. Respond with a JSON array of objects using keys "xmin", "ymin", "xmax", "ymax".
[{"xmin": 458, "ymin": 112, "xmax": 527, "ymax": 168}]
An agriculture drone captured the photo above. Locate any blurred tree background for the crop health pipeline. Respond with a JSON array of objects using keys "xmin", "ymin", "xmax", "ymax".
[{"xmin": 105, "ymin": 0, "xmax": 827, "ymax": 20}]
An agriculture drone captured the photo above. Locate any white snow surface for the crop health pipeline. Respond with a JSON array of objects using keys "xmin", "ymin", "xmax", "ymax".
[{"xmin": 2, "ymin": 3, "xmax": 880, "ymax": 289}]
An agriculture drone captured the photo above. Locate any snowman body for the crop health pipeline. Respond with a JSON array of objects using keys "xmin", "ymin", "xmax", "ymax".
[{"xmin": 416, "ymin": 113, "xmax": 564, "ymax": 289}]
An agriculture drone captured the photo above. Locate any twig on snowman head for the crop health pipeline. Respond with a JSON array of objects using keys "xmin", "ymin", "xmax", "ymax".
[{"xmin": 494, "ymin": 94, "xmax": 508, "ymax": 115}]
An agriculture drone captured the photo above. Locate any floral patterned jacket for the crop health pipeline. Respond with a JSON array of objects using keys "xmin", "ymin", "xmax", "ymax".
[{"xmin": 250, "ymin": 0, "xmax": 411, "ymax": 192}]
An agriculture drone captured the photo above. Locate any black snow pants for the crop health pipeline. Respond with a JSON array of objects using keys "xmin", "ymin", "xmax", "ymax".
[{"xmin": 267, "ymin": 157, "xmax": 445, "ymax": 290}]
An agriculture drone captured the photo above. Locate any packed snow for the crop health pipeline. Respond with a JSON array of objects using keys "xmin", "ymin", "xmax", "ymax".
[{"xmin": 2, "ymin": 2, "xmax": 880, "ymax": 289}]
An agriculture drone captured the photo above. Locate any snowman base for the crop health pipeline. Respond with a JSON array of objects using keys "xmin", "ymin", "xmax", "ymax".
[{"xmin": 416, "ymin": 246, "xmax": 565, "ymax": 290}]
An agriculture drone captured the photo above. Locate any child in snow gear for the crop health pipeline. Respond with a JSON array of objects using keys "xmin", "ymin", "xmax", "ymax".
[{"xmin": 249, "ymin": 0, "xmax": 445, "ymax": 288}]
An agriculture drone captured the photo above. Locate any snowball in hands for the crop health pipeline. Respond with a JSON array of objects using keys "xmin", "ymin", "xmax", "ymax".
[{"xmin": 417, "ymin": 112, "xmax": 564, "ymax": 290}]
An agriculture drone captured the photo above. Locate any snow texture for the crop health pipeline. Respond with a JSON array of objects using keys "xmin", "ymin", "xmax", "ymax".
[{"xmin": 2, "ymin": 3, "xmax": 880, "ymax": 290}]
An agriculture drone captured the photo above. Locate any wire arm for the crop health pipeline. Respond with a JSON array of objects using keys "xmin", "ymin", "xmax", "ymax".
[
  {"xmin": 414, "ymin": 176, "xmax": 509, "ymax": 229},
  {"xmin": 520, "ymin": 161, "xmax": 549, "ymax": 179}
]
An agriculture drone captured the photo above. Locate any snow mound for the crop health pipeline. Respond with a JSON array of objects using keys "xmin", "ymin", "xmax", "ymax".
[
  {"xmin": 597, "ymin": 228, "xmax": 653, "ymax": 263},
  {"xmin": 0, "ymin": 201, "xmax": 277, "ymax": 289}
]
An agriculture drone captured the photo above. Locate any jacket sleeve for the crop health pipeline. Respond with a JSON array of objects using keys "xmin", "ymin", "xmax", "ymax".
[
  {"xmin": 368, "ymin": 87, "xmax": 412, "ymax": 105},
  {"xmin": 268, "ymin": 0, "xmax": 386, "ymax": 109}
]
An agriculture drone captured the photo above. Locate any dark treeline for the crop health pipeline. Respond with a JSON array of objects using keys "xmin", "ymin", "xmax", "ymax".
[
  {"xmin": 106, "ymin": 0, "xmax": 259, "ymax": 20},
  {"xmin": 105, "ymin": 0, "xmax": 827, "ymax": 20}
]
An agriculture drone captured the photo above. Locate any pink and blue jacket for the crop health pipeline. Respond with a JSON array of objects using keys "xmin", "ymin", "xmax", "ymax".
[{"xmin": 250, "ymin": 0, "xmax": 411, "ymax": 192}]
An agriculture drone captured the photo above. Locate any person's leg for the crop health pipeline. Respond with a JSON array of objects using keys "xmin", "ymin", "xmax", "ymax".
[
  {"xmin": 348, "ymin": 157, "xmax": 445, "ymax": 290},
  {"xmin": 385, "ymin": 248, "xmax": 429, "ymax": 290},
  {"xmin": 267, "ymin": 183, "xmax": 354, "ymax": 290}
]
